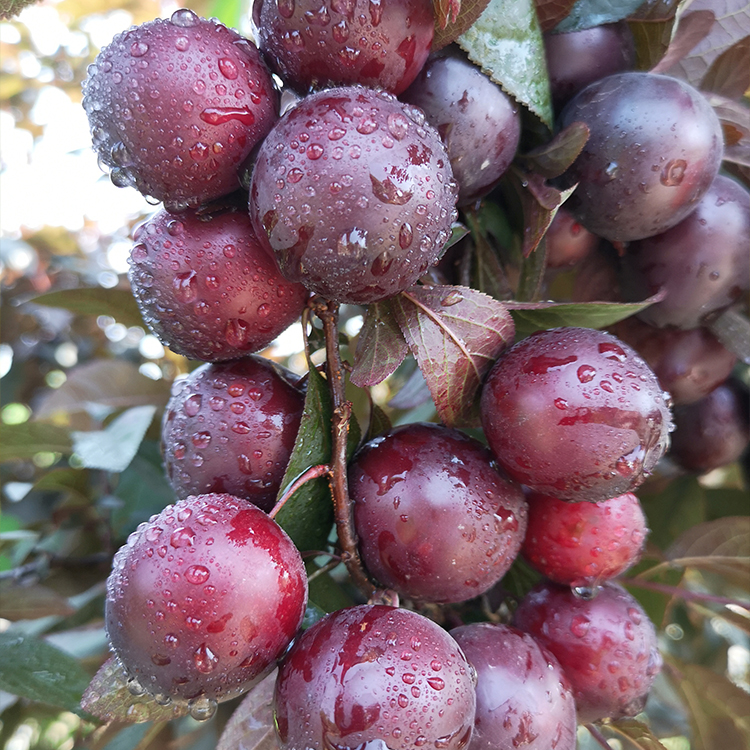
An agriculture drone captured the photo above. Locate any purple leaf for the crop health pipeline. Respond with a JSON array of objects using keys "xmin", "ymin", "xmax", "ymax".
[
  {"xmin": 392, "ymin": 284, "xmax": 514, "ymax": 427},
  {"xmin": 518, "ymin": 121, "xmax": 590, "ymax": 179},
  {"xmin": 216, "ymin": 670, "xmax": 279, "ymax": 750},
  {"xmin": 432, "ymin": 0, "xmax": 491, "ymax": 49},
  {"xmin": 350, "ymin": 301, "xmax": 409, "ymax": 387},
  {"xmin": 650, "ymin": 10, "xmax": 716, "ymax": 73},
  {"xmin": 534, "ymin": 0, "xmax": 578, "ymax": 33},
  {"xmin": 701, "ymin": 34, "xmax": 750, "ymax": 99}
]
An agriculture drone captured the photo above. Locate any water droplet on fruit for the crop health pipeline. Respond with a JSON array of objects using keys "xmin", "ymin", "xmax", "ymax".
[
  {"xmin": 194, "ymin": 643, "xmax": 219, "ymax": 673},
  {"xmin": 660, "ymin": 159, "xmax": 687, "ymax": 187},
  {"xmin": 171, "ymin": 8, "xmax": 199, "ymax": 26},
  {"xmin": 110, "ymin": 141, "xmax": 132, "ymax": 166},
  {"xmin": 398, "ymin": 693, "xmax": 409, "ymax": 708},
  {"xmin": 166, "ymin": 219, "xmax": 184, "ymax": 236},
  {"xmin": 170, "ymin": 526, "xmax": 196, "ymax": 548},
  {"xmin": 427, "ymin": 677, "xmax": 445, "ymax": 690},
  {"xmin": 225, "ymin": 318, "xmax": 250, "ymax": 347},
  {"xmin": 387, "ymin": 113, "xmax": 409, "ymax": 140},
  {"xmin": 189, "ymin": 696, "xmax": 218, "ymax": 721},
  {"xmin": 184, "ymin": 394, "xmax": 202, "ymax": 416},
  {"xmin": 398, "ymin": 222, "xmax": 413, "ymax": 249},
  {"xmin": 572, "ymin": 585, "xmax": 597, "ymax": 600},
  {"xmin": 218, "ymin": 57, "xmax": 238, "ymax": 80},
  {"xmin": 570, "ymin": 614, "xmax": 591, "ymax": 637},
  {"xmin": 175, "ymin": 36, "xmax": 189, "ymax": 51},
  {"xmin": 598, "ymin": 341, "xmax": 627, "ymax": 361},
  {"xmin": 153, "ymin": 692, "xmax": 172, "ymax": 705},
  {"xmin": 577, "ymin": 365, "xmax": 596, "ymax": 383},
  {"xmin": 185, "ymin": 564, "xmax": 210, "ymax": 585},
  {"xmin": 127, "ymin": 677, "xmax": 146, "ymax": 695},
  {"xmin": 173, "ymin": 271, "xmax": 198, "ymax": 303},
  {"xmin": 200, "ymin": 107, "xmax": 255, "ymax": 126},
  {"xmin": 604, "ymin": 162, "xmax": 618, "ymax": 181},
  {"xmin": 130, "ymin": 42, "xmax": 149, "ymax": 57},
  {"xmin": 554, "ymin": 398, "xmax": 568, "ymax": 410},
  {"xmin": 306, "ymin": 143, "xmax": 324, "ymax": 160},
  {"xmin": 165, "ymin": 633, "xmax": 179, "ymax": 648},
  {"xmin": 357, "ymin": 116, "xmax": 378, "ymax": 135}
]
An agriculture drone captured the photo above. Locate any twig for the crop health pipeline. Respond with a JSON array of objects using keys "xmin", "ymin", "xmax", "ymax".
[
  {"xmin": 586, "ymin": 724, "xmax": 613, "ymax": 749},
  {"xmin": 622, "ymin": 577, "xmax": 750, "ymax": 608},
  {"xmin": 270, "ymin": 464, "xmax": 331, "ymax": 520}
]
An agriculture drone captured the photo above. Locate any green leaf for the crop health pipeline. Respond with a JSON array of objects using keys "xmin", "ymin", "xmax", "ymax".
[
  {"xmin": 273, "ymin": 365, "xmax": 335, "ymax": 552},
  {"xmin": 608, "ymin": 718, "xmax": 670, "ymax": 749},
  {"xmin": 350, "ymin": 302, "xmax": 409, "ymax": 387},
  {"xmin": 31, "ymin": 468, "xmax": 90, "ymax": 504},
  {"xmin": 30, "ymin": 287, "xmax": 144, "ymax": 329},
  {"xmin": 0, "ymin": 584, "xmax": 75, "ymax": 621},
  {"xmin": 0, "ymin": 0, "xmax": 41, "ymax": 20},
  {"xmin": 0, "ymin": 631, "xmax": 92, "ymax": 713},
  {"xmin": 506, "ymin": 293, "xmax": 665, "ymax": 337},
  {"xmin": 554, "ymin": 0, "xmax": 645, "ymax": 33},
  {"xmin": 81, "ymin": 656, "xmax": 188, "ymax": 724},
  {"xmin": 72, "ymin": 405, "xmax": 157, "ymax": 473},
  {"xmin": 208, "ymin": 0, "xmax": 245, "ymax": 29},
  {"xmin": 0, "ymin": 422, "xmax": 72, "ymax": 462},
  {"xmin": 464, "ymin": 209, "xmax": 513, "ymax": 302},
  {"xmin": 459, "ymin": 0, "xmax": 553, "ymax": 127}
]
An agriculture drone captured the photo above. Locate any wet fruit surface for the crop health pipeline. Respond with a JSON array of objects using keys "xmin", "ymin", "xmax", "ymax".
[
  {"xmin": 522, "ymin": 491, "xmax": 647, "ymax": 586},
  {"xmin": 349, "ymin": 423, "xmax": 528, "ymax": 603},
  {"xmin": 105, "ymin": 493, "xmax": 307, "ymax": 705},
  {"xmin": 274, "ymin": 605, "xmax": 477, "ymax": 750},
  {"xmin": 480, "ymin": 327, "xmax": 673, "ymax": 502},
  {"xmin": 129, "ymin": 209, "xmax": 308, "ymax": 361},
  {"xmin": 513, "ymin": 581, "xmax": 662, "ymax": 723},
  {"xmin": 161, "ymin": 357, "xmax": 304, "ymax": 510},
  {"xmin": 559, "ymin": 72, "xmax": 723, "ymax": 242},
  {"xmin": 544, "ymin": 207, "xmax": 599, "ymax": 269},
  {"xmin": 253, "ymin": 0, "xmax": 434, "ymax": 95},
  {"xmin": 82, "ymin": 9, "xmax": 278, "ymax": 209},
  {"xmin": 450, "ymin": 623, "xmax": 577, "ymax": 750},
  {"xmin": 249, "ymin": 85, "xmax": 458, "ymax": 304}
]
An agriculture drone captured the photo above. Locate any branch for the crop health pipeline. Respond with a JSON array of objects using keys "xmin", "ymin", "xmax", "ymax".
[{"xmin": 621, "ymin": 577, "xmax": 750, "ymax": 608}]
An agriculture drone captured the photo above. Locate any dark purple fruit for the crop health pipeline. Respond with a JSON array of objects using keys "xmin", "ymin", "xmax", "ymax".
[
  {"xmin": 544, "ymin": 22, "xmax": 635, "ymax": 111},
  {"xmin": 249, "ymin": 86, "xmax": 458, "ymax": 304},
  {"xmin": 162, "ymin": 356, "xmax": 304, "ymax": 511},
  {"xmin": 559, "ymin": 72, "xmax": 723, "ymax": 242},
  {"xmin": 253, "ymin": 0, "xmax": 434, "ymax": 95},
  {"xmin": 611, "ymin": 316, "xmax": 737, "ymax": 404},
  {"xmin": 106, "ymin": 494, "xmax": 307, "ymax": 712},
  {"xmin": 129, "ymin": 209, "xmax": 308, "ymax": 362},
  {"xmin": 481, "ymin": 327, "xmax": 673, "ymax": 502},
  {"xmin": 401, "ymin": 51, "xmax": 521, "ymax": 205},
  {"xmin": 274, "ymin": 605, "xmax": 477, "ymax": 750},
  {"xmin": 623, "ymin": 175, "xmax": 750, "ymax": 329},
  {"xmin": 349, "ymin": 422, "xmax": 528, "ymax": 603},
  {"xmin": 450, "ymin": 623, "xmax": 577, "ymax": 750},
  {"xmin": 82, "ymin": 10, "xmax": 278, "ymax": 210},
  {"xmin": 545, "ymin": 207, "xmax": 599, "ymax": 268},
  {"xmin": 670, "ymin": 378, "xmax": 750, "ymax": 473},
  {"xmin": 513, "ymin": 581, "xmax": 662, "ymax": 723}
]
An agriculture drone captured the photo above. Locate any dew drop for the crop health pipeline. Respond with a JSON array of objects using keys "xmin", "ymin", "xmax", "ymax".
[
  {"xmin": 130, "ymin": 42, "xmax": 149, "ymax": 57},
  {"xmin": 660, "ymin": 159, "xmax": 687, "ymax": 187},
  {"xmin": 173, "ymin": 271, "xmax": 199, "ymax": 303},
  {"xmin": 189, "ymin": 696, "xmax": 218, "ymax": 721},
  {"xmin": 127, "ymin": 677, "xmax": 146, "ymax": 695},
  {"xmin": 218, "ymin": 57, "xmax": 238, "ymax": 80},
  {"xmin": 577, "ymin": 365, "xmax": 596, "ymax": 383},
  {"xmin": 170, "ymin": 526, "xmax": 196, "ymax": 548},
  {"xmin": 570, "ymin": 614, "xmax": 591, "ymax": 637},
  {"xmin": 225, "ymin": 318, "xmax": 250, "ymax": 347},
  {"xmin": 184, "ymin": 393, "xmax": 202, "ymax": 416},
  {"xmin": 194, "ymin": 643, "xmax": 219, "ymax": 673},
  {"xmin": 171, "ymin": 8, "xmax": 199, "ymax": 26}
]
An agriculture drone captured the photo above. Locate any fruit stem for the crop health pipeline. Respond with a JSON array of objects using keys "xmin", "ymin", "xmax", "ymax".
[
  {"xmin": 313, "ymin": 296, "xmax": 378, "ymax": 599},
  {"xmin": 622, "ymin": 577, "xmax": 749, "ymax": 608},
  {"xmin": 270, "ymin": 464, "xmax": 331, "ymax": 519},
  {"xmin": 585, "ymin": 724, "xmax": 613, "ymax": 749}
]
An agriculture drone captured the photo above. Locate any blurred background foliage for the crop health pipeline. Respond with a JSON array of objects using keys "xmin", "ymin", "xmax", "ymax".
[{"xmin": 0, "ymin": 0, "xmax": 748, "ymax": 749}]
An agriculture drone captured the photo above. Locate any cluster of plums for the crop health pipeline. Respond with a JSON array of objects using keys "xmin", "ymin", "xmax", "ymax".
[{"xmin": 84, "ymin": 2, "xmax": 748, "ymax": 747}]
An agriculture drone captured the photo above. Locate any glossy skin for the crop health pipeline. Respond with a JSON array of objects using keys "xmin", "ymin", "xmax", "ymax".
[
  {"xmin": 450, "ymin": 623, "xmax": 577, "ymax": 750},
  {"xmin": 623, "ymin": 175, "xmax": 750, "ymax": 329},
  {"xmin": 670, "ymin": 378, "xmax": 750, "ymax": 473},
  {"xmin": 522, "ymin": 492, "xmax": 647, "ymax": 587},
  {"xmin": 349, "ymin": 423, "xmax": 528, "ymax": 603},
  {"xmin": 611, "ymin": 316, "xmax": 737, "ymax": 405},
  {"xmin": 401, "ymin": 52, "xmax": 521, "ymax": 206},
  {"xmin": 253, "ymin": 0, "xmax": 434, "ymax": 95},
  {"xmin": 82, "ymin": 10, "xmax": 278, "ymax": 210},
  {"xmin": 545, "ymin": 207, "xmax": 599, "ymax": 268},
  {"xmin": 106, "ymin": 494, "xmax": 307, "ymax": 703},
  {"xmin": 249, "ymin": 86, "xmax": 458, "ymax": 304},
  {"xmin": 274, "ymin": 605, "xmax": 477, "ymax": 750},
  {"xmin": 559, "ymin": 72, "xmax": 723, "ymax": 242},
  {"xmin": 513, "ymin": 582, "xmax": 662, "ymax": 723},
  {"xmin": 481, "ymin": 327, "xmax": 673, "ymax": 502},
  {"xmin": 162, "ymin": 357, "xmax": 304, "ymax": 511},
  {"xmin": 544, "ymin": 22, "xmax": 635, "ymax": 111},
  {"xmin": 129, "ymin": 210, "xmax": 308, "ymax": 362}
]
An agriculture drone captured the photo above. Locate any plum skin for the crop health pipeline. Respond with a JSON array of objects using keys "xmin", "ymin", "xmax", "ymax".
[
  {"xmin": 480, "ymin": 327, "xmax": 673, "ymax": 502},
  {"xmin": 513, "ymin": 581, "xmax": 662, "ymax": 723},
  {"xmin": 450, "ymin": 623, "xmax": 577, "ymax": 750},
  {"xmin": 129, "ymin": 209, "xmax": 308, "ymax": 362},
  {"xmin": 161, "ymin": 356, "xmax": 304, "ymax": 511},
  {"xmin": 249, "ymin": 85, "xmax": 458, "ymax": 304},
  {"xmin": 105, "ymin": 493, "xmax": 308, "ymax": 704},
  {"xmin": 349, "ymin": 422, "xmax": 528, "ymax": 603},
  {"xmin": 559, "ymin": 72, "xmax": 723, "ymax": 242},
  {"xmin": 82, "ymin": 10, "xmax": 278, "ymax": 209},
  {"xmin": 274, "ymin": 605, "xmax": 477, "ymax": 750}
]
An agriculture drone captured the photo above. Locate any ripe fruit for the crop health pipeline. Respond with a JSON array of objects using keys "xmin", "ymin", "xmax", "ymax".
[
  {"xmin": 522, "ymin": 491, "xmax": 647, "ymax": 587},
  {"xmin": 559, "ymin": 72, "xmax": 723, "ymax": 242},
  {"xmin": 105, "ymin": 494, "xmax": 307, "ymax": 713},
  {"xmin": 481, "ymin": 327, "xmax": 673, "ymax": 502},
  {"xmin": 128, "ymin": 209, "xmax": 308, "ymax": 362},
  {"xmin": 623, "ymin": 175, "xmax": 750, "ymax": 329},
  {"xmin": 450, "ymin": 623, "xmax": 577, "ymax": 750},
  {"xmin": 513, "ymin": 581, "xmax": 662, "ymax": 723},
  {"xmin": 253, "ymin": 0, "xmax": 434, "ymax": 95},
  {"xmin": 249, "ymin": 85, "xmax": 458, "ymax": 304},
  {"xmin": 82, "ymin": 10, "xmax": 278, "ymax": 210},
  {"xmin": 544, "ymin": 207, "xmax": 599, "ymax": 269},
  {"xmin": 349, "ymin": 422, "xmax": 528, "ymax": 603},
  {"xmin": 274, "ymin": 604, "xmax": 477, "ymax": 750},
  {"xmin": 401, "ymin": 51, "xmax": 521, "ymax": 205},
  {"xmin": 162, "ymin": 356, "xmax": 304, "ymax": 511}
]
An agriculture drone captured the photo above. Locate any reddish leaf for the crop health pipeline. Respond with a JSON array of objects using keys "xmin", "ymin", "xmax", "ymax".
[
  {"xmin": 518, "ymin": 121, "xmax": 590, "ymax": 179},
  {"xmin": 392, "ymin": 284, "xmax": 514, "ymax": 427},
  {"xmin": 701, "ymin": 34, "xmax": 750, "ymax": 99},
  {"xmin": 216, "ymin": 670, "xmax": 279, "ymax": 750},
  {"xmin": 651, "ymin": 10, "xmax": 716, "ymax": 72},
  {"xmin": 432, "ymin": 0, "xmax": 491, "ymax": 49},
  {"xmin": 534, "ymin": 0, "xmax": 578, "ymax": 32},
  {"xmin": 350, "ymin": 302, "xmax": 409, "ymax": 387},
  {"xmin": 433, "ymin": 0, "xmax": 461, "ymax": 28},
  {"xmin": 387, "ymin": 366, "xmax": 433, "ymax": 410},
  {"xmin": 81, "ymin": 656, "xmax": 189, "ymax": 724}
]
